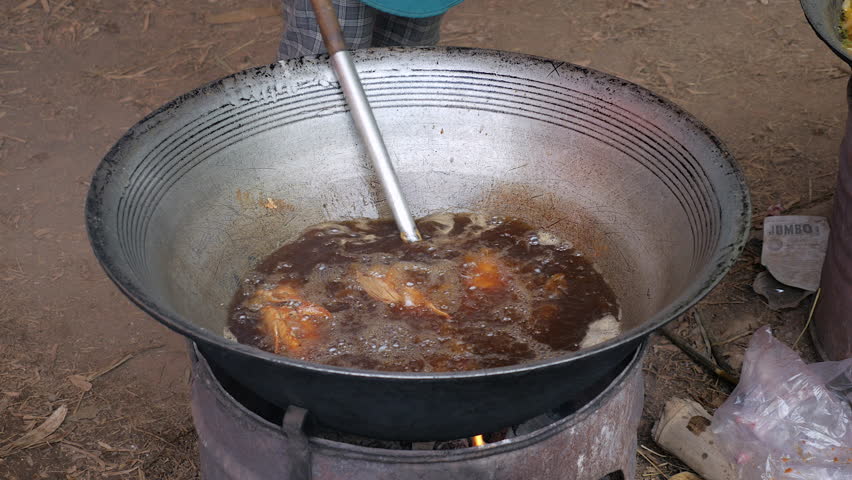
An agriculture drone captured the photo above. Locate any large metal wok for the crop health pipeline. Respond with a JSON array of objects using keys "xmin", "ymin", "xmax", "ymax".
[{"xmin": 86, "ymin": 47, "xmax": 750, "ymax": 440}]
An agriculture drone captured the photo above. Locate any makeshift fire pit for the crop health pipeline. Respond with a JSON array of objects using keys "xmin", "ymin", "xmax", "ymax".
[{"xmin": 190, "ymin": 341, "xmax": 645, "ymax": 480}]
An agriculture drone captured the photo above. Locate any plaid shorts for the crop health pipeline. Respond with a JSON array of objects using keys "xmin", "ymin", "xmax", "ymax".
[{"xmin": 278, "ymin": 0, "xmax": 444, "ymax": 60}]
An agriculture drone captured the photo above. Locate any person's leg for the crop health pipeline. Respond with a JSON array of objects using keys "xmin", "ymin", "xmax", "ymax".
[
  {"xmin": 278, "ymin": 0, "xmax": 376, "ymax": 60},
  {"xmin": 371, "ymin": 11, "xmax": 444, "ymax": 48},
  {"xmin": 812, "ymin": 76, "xmax": 852, "ymax": 360}
]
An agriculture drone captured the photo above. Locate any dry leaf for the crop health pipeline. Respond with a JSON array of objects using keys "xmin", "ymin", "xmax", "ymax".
[
  {"xmin": 0, "ymin": 405, "xmax": 67, "ymax": 456},
  {"xmin": 87, "ymin": 353, "xmax": 133, "ymax": 381},
  {"xmin": 12, "ymin": 0, "xmax": 38, "ymax": 12},
  {"xmin": 0, "ymin": 132, "xmax": 26, "ymax": 143},
  {"xmin": 33, "ymin": 228, "xmax": 52, "ymax": 238},
  {"xmin": 81, "ymin": 25, "xmax": 99, "ymax": 40},
  {"xmin": 68, "ymin": 375, "xmax": 92, "ymax": 392},
  {"xmin": 206, "ymin": 6, "xmax": 279, "ymax": 25},
  {"xmin": 142, "ymin": 10, "xmax": 151, "ymax": 32},
  {"xmin": 627, "ymin": 0, "xmax": 652, "ymax": 8}
]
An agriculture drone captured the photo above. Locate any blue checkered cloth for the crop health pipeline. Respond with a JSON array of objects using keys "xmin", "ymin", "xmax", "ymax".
[{"xmin": 278, "ymin": 0, "xmax": 444, "ymax": 60}]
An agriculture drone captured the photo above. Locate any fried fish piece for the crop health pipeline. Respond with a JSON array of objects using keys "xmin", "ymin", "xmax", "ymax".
[
  {"xmin": 247, "ymin": 284, "xmax": 331, "ymax": 354},
  {"xmin": 462, "ymin": 249, "xmax": 508, "ymax": 291},
  {"xmin": 355, "ymin": 264, "xmax": 450, "ymax": 318},
  {"xmin": 543, "ymin": 273, "xmax": 568, "ymax": 295}
]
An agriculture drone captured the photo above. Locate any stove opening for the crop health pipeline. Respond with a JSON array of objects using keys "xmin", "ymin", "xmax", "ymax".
[
  {"xmin": 600, "ymin": 471, "xmax": 624, "ymax": 480},
  {"xmin": 470, "ymin": 435, "xmax": 485, "ymax": 447}
]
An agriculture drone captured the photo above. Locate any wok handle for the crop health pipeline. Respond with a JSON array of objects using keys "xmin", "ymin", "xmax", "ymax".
[
  {"xmin": 309, "ymin": 0, "xmax": 346, "ymax": 55},
  {"xmin": 308, "ymin": 0, "xmax": 423, "ymax": 243}
]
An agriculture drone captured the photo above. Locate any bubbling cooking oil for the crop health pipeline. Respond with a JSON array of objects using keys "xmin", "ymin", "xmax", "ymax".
[{"xmin": 227, "ymin": 213, "xmax": 620, "ymax": 372}]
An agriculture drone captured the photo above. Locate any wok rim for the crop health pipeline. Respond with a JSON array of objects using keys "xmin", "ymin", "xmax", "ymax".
[
  {"xmin": 801, "ymin": 0, "xmax": 852, "ymax": 65},
  {"xmin": 85, "ymin": 46, "xmax": 751, "ymax": 381}
]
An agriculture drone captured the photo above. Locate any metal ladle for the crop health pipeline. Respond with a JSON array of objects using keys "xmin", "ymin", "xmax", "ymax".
[{"xmin": 309, "ymin": 0, "xmax": 422, "ymax": 243}]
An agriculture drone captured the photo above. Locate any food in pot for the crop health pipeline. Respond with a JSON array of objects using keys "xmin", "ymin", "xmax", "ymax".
[
  {"xmin": 842, "ymin": 0, "xmax": 852, "ymax": 49},
  {"xmin": 227, "ymin": 213, "xmax": 621, "ymax": 372}
]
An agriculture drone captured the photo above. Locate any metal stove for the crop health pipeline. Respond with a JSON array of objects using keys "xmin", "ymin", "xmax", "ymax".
[{"xmin": 189, "ymin": 344, "xmax": 644, "ymax": 480}]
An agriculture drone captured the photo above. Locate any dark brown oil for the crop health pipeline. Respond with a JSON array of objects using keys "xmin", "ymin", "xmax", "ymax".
[{"xmin": 227, "ymin": 213, "xmax": 619, "ymax": 372}]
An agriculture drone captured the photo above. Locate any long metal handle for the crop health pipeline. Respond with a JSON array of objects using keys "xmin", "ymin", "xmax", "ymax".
[{"xmin": 309, "ymin": 0, "xmax": 422, "ymax": 243}]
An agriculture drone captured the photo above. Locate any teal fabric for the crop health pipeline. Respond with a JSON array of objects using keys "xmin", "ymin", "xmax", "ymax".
[{"xmin": 360, "ymin": 0, "xmax": 463, "ymax": 18}]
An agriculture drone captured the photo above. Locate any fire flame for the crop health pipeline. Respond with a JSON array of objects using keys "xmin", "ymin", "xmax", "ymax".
[{"xmin": 471, "ymin": 434, "xmax": 485, "ymax": 447}]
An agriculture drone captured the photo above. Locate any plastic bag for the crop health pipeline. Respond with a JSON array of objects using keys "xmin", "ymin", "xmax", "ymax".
[{"xmin": 711, "ymin": 326, "xmax": 852, "ymax": 480}]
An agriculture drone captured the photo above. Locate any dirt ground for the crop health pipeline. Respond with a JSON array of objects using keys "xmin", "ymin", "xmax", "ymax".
[{"xmin": 0, "ymin": 0, "xmax": 845, "ymax": 478}]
